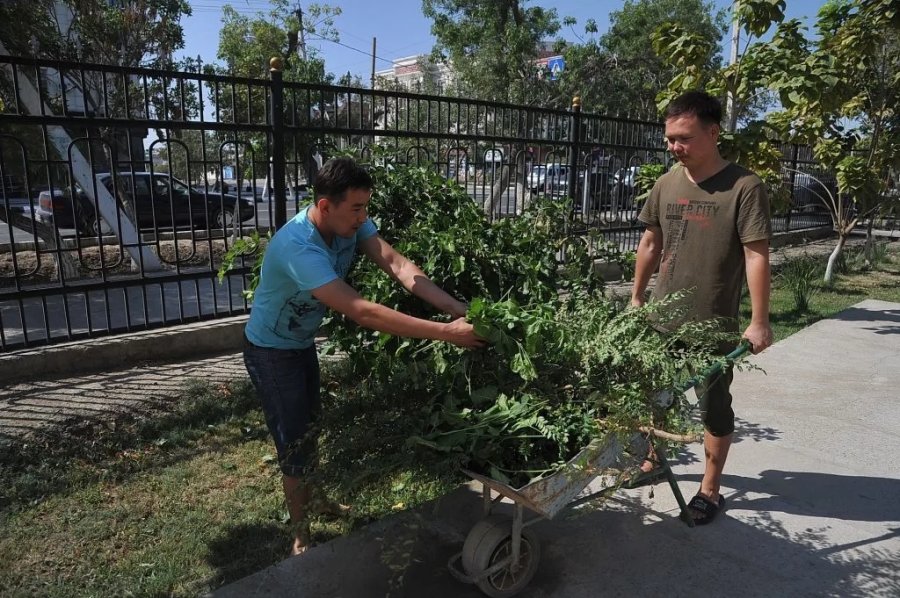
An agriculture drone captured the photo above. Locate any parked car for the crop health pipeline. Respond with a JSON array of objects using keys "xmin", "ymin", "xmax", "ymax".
[
  {"xmin": 542, "ymin": 163, "xmax": 570, "ymax": 195},
  {"xmin": 612, "ymin": 166, "xmax": 640, "ymax": 190},
  {"xmin": 572, "ymin": 170, "xmax": 620, "ymax": 211},
  {"xmin": 35, "ymin": 172, "xmax": 255, "ymax": 235},
  {"xmin": 783, "ymin": 170, "xmax": 835, "ymax": 213},
  {"xmin": 527, "ymin": 165, "xmax": 547, "ymax": 191},
  {"xmin": 0, "ymin": 175, "xmax": 34, "ymax": 217}
]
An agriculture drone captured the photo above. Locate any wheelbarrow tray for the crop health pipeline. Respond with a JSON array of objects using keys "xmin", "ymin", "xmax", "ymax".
[{"xmin": 461, "ymin": 431, "xmax": 648, "ymax": 519}]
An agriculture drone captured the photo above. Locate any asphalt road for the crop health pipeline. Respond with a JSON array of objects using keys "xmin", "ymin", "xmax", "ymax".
[
  {"xmin": 0, "ymin": 200, "xmax": 298, "ymax": 247},
  {"xmin": 0, "ymin": 272, "xmax": 249, "ymax": 349}
]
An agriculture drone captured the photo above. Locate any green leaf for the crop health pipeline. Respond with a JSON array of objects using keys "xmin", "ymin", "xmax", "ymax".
[
  {"xmin": 470, "ymin": 385, "xmax": 499, "ymax": 406},
  {"xmin": 510, "ymin": 350, "xmax": 537, "ymax": 381}
]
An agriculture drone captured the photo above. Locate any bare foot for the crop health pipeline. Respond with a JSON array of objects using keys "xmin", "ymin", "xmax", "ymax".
[{"xmin": 290, "ymin": 524, "xmax": 312, "ymax": 556}]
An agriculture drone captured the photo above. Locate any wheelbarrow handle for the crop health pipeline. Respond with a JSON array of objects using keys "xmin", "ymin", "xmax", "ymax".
[{"xmin": 678, "ymin": 341, "xmax": 752, "ymax": 393}]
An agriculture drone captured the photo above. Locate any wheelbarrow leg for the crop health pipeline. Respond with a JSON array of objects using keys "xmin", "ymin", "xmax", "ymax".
[
  {"xmin": 655, "ymin": 444, "xmax": 695, "ymax": 528},
  {"xmin": 482, "ymin": 482, "xmax": 492, "ymax": 517},
  {"xmin": 510, "ymin": 504, "xmax": 524, "ymax": 572}
]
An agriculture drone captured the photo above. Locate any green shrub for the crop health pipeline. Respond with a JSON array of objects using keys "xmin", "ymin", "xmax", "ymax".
[
  {"xmin": 777, "ymin": 254, "xmax": 821, "ymax": 312},
  {"xmin": 864, "ymin": 241, "xmax": 890, "ymax": 270}
]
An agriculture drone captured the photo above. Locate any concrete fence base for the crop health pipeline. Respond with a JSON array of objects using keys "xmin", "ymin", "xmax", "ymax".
[{"xmin": 0, "ymin": 315, "xmax": 248, "ymax": 385}]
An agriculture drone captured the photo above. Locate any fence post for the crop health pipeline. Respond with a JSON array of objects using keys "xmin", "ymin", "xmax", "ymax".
[
  {"xmin": 567, "ymin": 95, "xmax": 582, "ymax": 209},
  {"xmin": 563, "ymin": 95, "xmax": 582, "ymax": 258},
  {"xmin": 270, "ymin": 57, "xmax": 287, "ymax": 230}
]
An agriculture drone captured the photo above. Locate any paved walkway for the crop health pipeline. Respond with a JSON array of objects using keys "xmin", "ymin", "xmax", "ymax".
[{"xmin": 0, "ymin": 352, "xmax": 248, "ymax": 438}]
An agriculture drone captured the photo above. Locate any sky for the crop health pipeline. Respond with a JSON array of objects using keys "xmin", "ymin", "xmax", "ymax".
[{"xmin": 178, "ymin": 0, "xmax": 829, "ymax": 80}]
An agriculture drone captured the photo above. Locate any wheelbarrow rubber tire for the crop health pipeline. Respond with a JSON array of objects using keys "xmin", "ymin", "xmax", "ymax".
[{"xmin": 461, "ymin": 515, "xmax": 541, "ymax": 598}]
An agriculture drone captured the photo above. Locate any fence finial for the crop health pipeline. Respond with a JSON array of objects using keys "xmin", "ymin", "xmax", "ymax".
[
  {"xmin": 270, "ymin": 57, "xmax": 284, "ymax": 72},
  {"xmin": 572, "ymin": 95, "xmax": 582, "ymax": 110}
]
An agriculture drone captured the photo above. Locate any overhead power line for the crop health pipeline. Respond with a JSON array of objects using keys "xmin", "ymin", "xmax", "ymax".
[
  {"xmin": 306, "ymin": 34, "xmax": 393, "ymax": 65},
  {"xmin": 188, "ymin": 2, "xmax": 435, "ymax": 71}
]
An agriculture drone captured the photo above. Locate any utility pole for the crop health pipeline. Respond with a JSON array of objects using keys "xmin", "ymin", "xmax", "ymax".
[
  {"xmin": 371, "ymin": 37, "xmax": 377, "ymax": 89},
  {"xmin": 725, "ymin": 8, "xmax": 740, "ymax": 132},
  {"xmin": 296, "ymin": 3, "xmax": 308, "ymax": 61}
]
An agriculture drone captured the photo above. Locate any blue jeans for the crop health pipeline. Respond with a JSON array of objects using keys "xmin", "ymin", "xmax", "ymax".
[{"xmin": 243, "ymin": 339, "xmax": 321, "ymax": 477}]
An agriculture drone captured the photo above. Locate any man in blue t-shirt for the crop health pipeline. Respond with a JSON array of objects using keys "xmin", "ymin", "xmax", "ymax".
[{"xmin": 244, "ymin": 157, "xmax": 484, "ymax": 555}]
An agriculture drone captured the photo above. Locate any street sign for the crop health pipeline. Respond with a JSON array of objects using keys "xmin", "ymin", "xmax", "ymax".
[
  {"xmin": 222, "ymin": 166, "xmax": 234, "ymax": 180},
  {"xmin": 547, "ymin": 56, "xmax": 565, "ymax": 81}
]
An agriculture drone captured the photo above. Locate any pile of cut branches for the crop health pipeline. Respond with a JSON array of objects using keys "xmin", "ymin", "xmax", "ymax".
[{"xmin": 313, "ymin": 160, "xmax": 735, "ymax": 489}]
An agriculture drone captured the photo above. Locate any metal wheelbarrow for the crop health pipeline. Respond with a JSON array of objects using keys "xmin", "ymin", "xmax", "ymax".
[{"xmin": 446, "ymin": 344, "xmax": 751, "ymax": 597}]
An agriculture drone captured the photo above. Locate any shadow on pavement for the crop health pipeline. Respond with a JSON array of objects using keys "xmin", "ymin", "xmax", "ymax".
[
  {"xmin": 833, "ymin": 305, "xmax": 900, "ymax": 335},
  {"xmin": 723, "ymin": 470, "xmax": 900, "ymax": 523},
  {"xmin": 666, "ymin": 417, "xmax": 781, "ymax": 469},
  {"xmin": 213, "ymin": 474, "xmax": 900, "ymax": 598}
]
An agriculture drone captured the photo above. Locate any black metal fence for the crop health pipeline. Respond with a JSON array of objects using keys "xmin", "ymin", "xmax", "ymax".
[{"xmin": 0, "ymin": 55, "xmax": 832, "ymax": 352}]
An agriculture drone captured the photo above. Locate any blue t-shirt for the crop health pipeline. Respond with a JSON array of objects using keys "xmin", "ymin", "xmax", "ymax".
[{"xmin": 245, "ymin": 206, "xmax": 378, "ymax": 349}]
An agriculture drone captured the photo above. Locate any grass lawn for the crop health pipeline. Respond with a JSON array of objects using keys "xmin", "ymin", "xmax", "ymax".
[
  {"xmin": 0, "ymin": 378, "xmax": 458, "ymax": 597},
  {"xmin": 2, "ymin": 241, "xmax": 898, "ymax": 597},
  {"xmin": 744, "ymin": 241, "xmax": 900, "ymax": 341}
]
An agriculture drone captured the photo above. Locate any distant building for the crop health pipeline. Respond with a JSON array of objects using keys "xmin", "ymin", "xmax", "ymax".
[
  {"xmin": 374, "ymin": 42, "xmax": 565, "ymax": 92},
  {"xmin": 373, "ymin": 55, "xmax": 455, "ymax": 93}
]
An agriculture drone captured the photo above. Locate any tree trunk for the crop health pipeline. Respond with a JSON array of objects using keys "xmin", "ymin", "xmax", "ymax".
[
  {"xmin": 513, "ymin": 151, "xmax": 532, "ymax": 216},
  {"xmin": 0, "ymin": 210, "xmax": 80, "ymax": 281},
  {"xmin": 516, "ymin": 181, "xmax": 532, "ymax": 216},
  {"xmin": 864, "ymin": 217, "xmax": 876, "ymax": 265},
  {"xmin": 485, "ymin": 163, "xmax": 512, "ymax": 218},
  {"xmin": 486, "ymin": 154, "xmax": 531, "ymax": 218},
  {"xmin": 824, "ymin": 234, "xmax": 847, "ymax": 286}
]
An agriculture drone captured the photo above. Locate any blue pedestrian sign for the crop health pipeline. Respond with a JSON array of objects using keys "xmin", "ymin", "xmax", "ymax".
[{"xmin": 547, "ymin": 56, "xmax": 565, "ymax": 81}]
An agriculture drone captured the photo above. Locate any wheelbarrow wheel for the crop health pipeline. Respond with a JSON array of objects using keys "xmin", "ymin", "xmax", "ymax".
[{"xmin": 461, "ymin": 515, "xmax": 541, "ymax": 598}]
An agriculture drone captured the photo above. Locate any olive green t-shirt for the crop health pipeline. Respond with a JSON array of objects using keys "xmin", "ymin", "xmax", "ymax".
[{"xmin": 638, "ymin": 162, "xmax": 771, "ymax": 331}]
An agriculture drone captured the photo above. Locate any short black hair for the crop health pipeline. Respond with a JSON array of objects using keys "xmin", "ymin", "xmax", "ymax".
[
  {"xmin": 665, "ymin": 91, "xmax": 722, "ymax": 127},
  {"xmin": 313, "ymin": 157, "xmax": 373, "ymax": 204}
]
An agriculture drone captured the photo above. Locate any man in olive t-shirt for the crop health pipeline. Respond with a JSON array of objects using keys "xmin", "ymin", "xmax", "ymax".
[
  {"xmin": 641, "ymin": 162, "xmax": 771, "ymax": 329},
  {"xmin": 631, "ymin": 91, "xmax": 773, "ymax": 525}
]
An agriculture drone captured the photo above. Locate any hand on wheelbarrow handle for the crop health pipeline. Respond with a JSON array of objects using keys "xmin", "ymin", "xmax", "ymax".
[
  {"xmin": 728, "ymin": 339, "xmax": 753, "ymax": 360},
  {"xmin": 678, "ymin": 341, "xmax": 752, "ymax": 393}
]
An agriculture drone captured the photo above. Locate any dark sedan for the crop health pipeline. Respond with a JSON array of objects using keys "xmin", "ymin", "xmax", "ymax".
[{"xmin": 35, "ymin": 172, "xmax": 255, "ymax": 235}]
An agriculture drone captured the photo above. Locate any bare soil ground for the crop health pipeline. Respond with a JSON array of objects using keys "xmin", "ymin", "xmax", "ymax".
[{"xmin": 0, "ymin": 238, "xmax": 254, "ymax": 287}]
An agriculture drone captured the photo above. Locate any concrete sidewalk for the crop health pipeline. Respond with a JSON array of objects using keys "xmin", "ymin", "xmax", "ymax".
[{"xmin": 212, "ymin": 299, "xmax": 900, "ymax": 598}]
